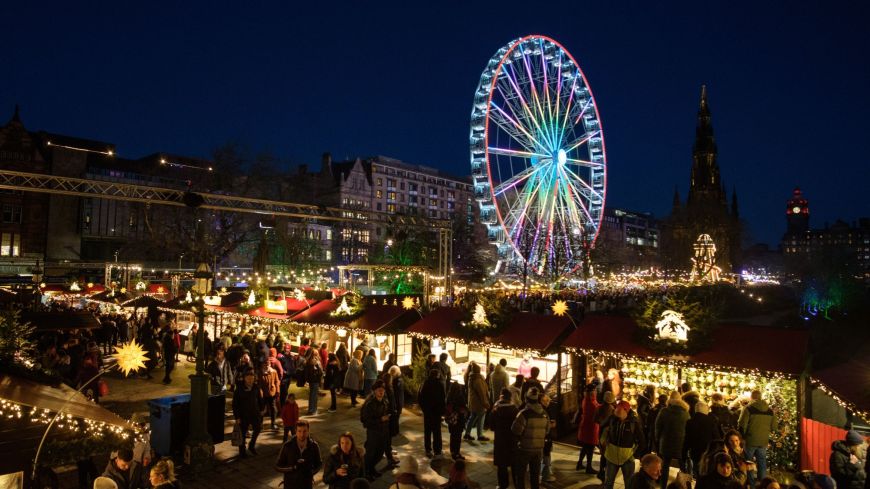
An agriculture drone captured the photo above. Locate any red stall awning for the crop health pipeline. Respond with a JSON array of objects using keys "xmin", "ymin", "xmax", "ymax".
[
  {"xmin": 562, "ymin": 315, "xmax": 656, "ymax": 357},
  {"xmin": 691, "ymin": 323, "xmax": 809, "ymax": 375},
  {"xmin": 407, "ymin": 307, "xmax": 465, "ymax": 340},
  {"xmin": 496, "ymin": 312, "xmax": 575, "ymax": 354},
  {"xmin": 352, "ymin": 305, "xmax": 420, "ymax": 334}
]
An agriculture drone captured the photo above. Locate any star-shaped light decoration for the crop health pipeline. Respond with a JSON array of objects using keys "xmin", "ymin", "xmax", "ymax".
[
  {"xmin": 551, "ymin": 300, "xmax": 569, "ymax": 317},
  {"xmin": 402, "ymin": 296, "xmax": 416, "ymax": 310},
  {"xmin": 294, "ymin": 288, "xmax": 306, "ymax": 302},
  {"xmin": 113, "ymin": 341, "xmax": 148, "ymax": 376},
  {"xmin": 156, "ymin": 286, "xmax": 165, "ymax": 294}
]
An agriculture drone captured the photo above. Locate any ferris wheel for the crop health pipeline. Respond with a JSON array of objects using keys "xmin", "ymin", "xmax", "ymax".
[{"xmin": 470, "ymin": 35, "xmax": 607, "ymax": 276}]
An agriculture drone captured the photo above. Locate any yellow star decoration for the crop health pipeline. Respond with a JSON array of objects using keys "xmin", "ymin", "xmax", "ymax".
[
  {"xmin": 402, "ymin": 296, "xmax": 416, "ymax": 310},
  {"xmin": 113, "ymin": 341, "xmax": 149, "ymax": 376},
  {"xmin": 551, "ymin": 300, "xmax": 569, "ymax": 317}
]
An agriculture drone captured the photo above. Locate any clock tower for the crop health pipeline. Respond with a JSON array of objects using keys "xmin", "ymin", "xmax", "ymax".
[{"xmin": 786, "ymin": 187, "xmax": 809, "ymax": 234}]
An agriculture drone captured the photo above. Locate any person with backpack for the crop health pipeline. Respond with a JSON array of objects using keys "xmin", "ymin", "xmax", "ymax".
[{"xmin": 738, "ymin": 390, "xmax": 777, "ymax": 487}]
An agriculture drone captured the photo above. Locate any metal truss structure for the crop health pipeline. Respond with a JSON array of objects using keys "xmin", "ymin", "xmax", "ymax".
[{"xmin": 0, "ymin": 169, "xmax": 453, "ymax": 294}]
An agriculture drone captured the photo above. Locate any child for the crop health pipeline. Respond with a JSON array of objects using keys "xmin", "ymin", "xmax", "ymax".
[{"xmin": 280, "ymin": 392, "xmax": 299, "ymax": 442}]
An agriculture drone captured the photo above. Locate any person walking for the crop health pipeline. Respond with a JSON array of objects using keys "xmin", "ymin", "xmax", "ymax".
[
  {"xmin": 710, "ymin": 393, "xmax": 736, "ymax": 434},
  {"xmin": 362, "ymin": 349, "xmax": 378, "ymax": 396},
  {"xmin": 576, "ymin": 384, "xmax": 600, "ymax": 473},
  {"xmin": 492, "ymin": 388, "xmax": 520, "ymax": 489},
  {"xmin": 655, "ymin": 391, "xmax": 690, "ymax": 489},
  {"xmin": 381, "ymin": 372, "xmax": 401, "ymax": 468},
  {"xmin": 280, "ymin": 392, "xmax": 300, "ymax": 442},
  {"xmin": 463, "ymin": 362, "xmax": 491, "ymax": 442},
  {"xmin": 636, "ymin": 385, "xmax": 656, "ymax": 455},
  {"xmin": 232, "ymin": 369, "xmax": 264, "ymax": 457},
  {"xmin": 336, "ymin": 342, "xmax": 350, "ymax": 392},
  {"xmin": 323, "ymin": 432, "xmax": 365, "ymax": 489},
  {"xmin": 627, "ymin": 454, "xmax": 663, "ymax": 489},
  {"xmin": 305, "ymin": 355, "xmax": 324, "ymax": 415},
  {"xmin": 830, "ymin": 430, "xmax": 867, "ymax": 489},
  {"xmin": 361, "ymin": 379, "xmax": 393, "ymax": 480},
  {"xmin": 511, "ymin": 387, "xmax": 549, "ymax": 489},
  {"xmin": 601, "ymin": 400, "xmax": 645, "ymax": 489},
  {"xmin": 275, "ymin": 420, "xmax": 322, "ymax": 489},
  {"xmin": 737, "ymin": 390, "xmax": 777, "ymax": 486},
  {"xmin": 445, "ymin": 380, "xmax": 469, "ymax": 461},
  {"xmin": 685, "ymin": 402, "xmax": 722, "ymax": 479},
  {"xmin": 101, "ymin": 448, "xmax": 144, "ymax": 489},
  {"xmin": 344, "ymin": 350, "xmax": 364, "ymax": 407},
  {"xmin": 325, "ymin": 353, "xmax": 341, "ymax": 412},
  {"xmin": 259, "ymin": 360, "xmax": 281, "ymax": 429}
]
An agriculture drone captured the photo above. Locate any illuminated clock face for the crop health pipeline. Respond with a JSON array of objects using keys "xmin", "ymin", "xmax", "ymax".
[{"xmin": 792, "ymin": 206, "xmax": 801, "ymax": 214}]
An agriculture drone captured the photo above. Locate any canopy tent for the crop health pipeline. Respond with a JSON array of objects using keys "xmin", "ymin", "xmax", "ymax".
[
  {"xmin": 120, "ymin": 295, "xmax": 165, "ymax": 309},
  {"xmin": 289, "ymin": 299, "xmax": 345, "ymax": 328},
  {"xmin": 0, "ymin": 373, "xmax": 131, "ymax": 475},
  {"xmin": 88, "ymin": 290, "xmax": 130, "ymax": 304},
  {"xmin": 406, "ymin": 307, "xmax": 466, "ymax": 340},
  {"xmin": 21, "ymin": 311, "xmax": 101, "ymax": 331},
  {"xmin": 352, "ymin": 305, "xmax": 420, "ymax": 334}
]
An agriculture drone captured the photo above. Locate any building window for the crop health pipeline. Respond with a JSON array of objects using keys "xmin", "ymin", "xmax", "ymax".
[
  {"xmin": 377, "ymin": 178, "xmax": 383, "ymax": 186},
  {"xmin": 376, "ymin": 203, "xmax": 382, "ymax": 211},
  {"xmin": 400, "ymin": 182, "xmax": 405, "ymax": 190},
  {"xmin": 387, "ymin": 204, "xmax": 396, "ymax": 213},
  {"xmin": 326, "ymin": 229, "xmax": 332, "ymax": 240},
  {"xmin": 2, "ymin": 205, "xmax": 22, "ymax": 224},
  {"xmin": 0, "ymin": 233, "xmax": 20, "ymax": 256},
  {"xmin": 387, "ymin": 179, "xmax": 396, "ymax": 189},
  {"xmin": 376, "ymin": 190, "xmax": 383, "ymax": 198},
  {"xmin": 325, "ymin": 250, "xmax": 332, "ymax": 260},
  {"xmin": 387, "ymin": 192, "xmax": 396, "ymax": 201}
]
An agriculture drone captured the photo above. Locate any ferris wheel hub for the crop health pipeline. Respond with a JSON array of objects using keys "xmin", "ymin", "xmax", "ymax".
[{"xmin": 556, "ymin": 149, "xmax": 567, "ymax": 165}]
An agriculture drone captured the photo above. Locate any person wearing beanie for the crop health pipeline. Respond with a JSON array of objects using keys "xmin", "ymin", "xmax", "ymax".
[
  {"xmin": 830, "ymin": 430, "xmax": 867, "ymax": 489},
  {"xmin": 360, "ymin": 379, "xmax": 393, "ymax": 480},
  {"xmin": 685, "ymin": 401, "xmax": 722, "ymax": 478},
  {"xmin": 601, "ymin": 400, "xmax": 645, "ymax": 489},
  {"xmin": 392, "ymin": 455, "xmax": 423, "ymax": 488},
  {"xmin": 594, "ymin": 389, "xmax": 617, "ymax": 480},
  {"xmin": 511, "ymin": 387, "xmax": 550, "ymax": 489}
]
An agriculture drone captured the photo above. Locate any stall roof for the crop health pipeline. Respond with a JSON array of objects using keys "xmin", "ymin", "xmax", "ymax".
[
  {"xmin": 813, "ymin": 356, "xmax": 870, "ymax": 420},
  {"xmin": 0, "ymin": 373, "xmax": 128, "ymax": 427},
  {"xmin": 497, "ymin": 312, "xmax": 575, "ymax": 353},
  {"xmin": 247, "ymin": 307, "xmax": 291, "ymax": 320},
  {"xmin": 691, "ymin": 323, "xmax": 809, "ymax": 375},
  {"xmin": 21, "ymin": 311, "xmax": 101, "ymax": 331},
  {"xmin": 352, "ymin": 305, "xmax": 420, "ymax": 334},
  {"xmin": 562, "ymin": 315, "xmax": 656, "ymax": 357},
  {"xmin": 407, "ymin": 307, "xmax": 465, "ymax": 339},
  {"xmin": 89, "ymin": 290, "xmax": 130, "ymax": 303},
  {"xmin": 290, "ymin": 299, "xmax": 344, "ymax": 326},
  {"xmin": 563, "ymin": 315, "xmax": 809, "ymax": 376},
  {"xmin": 120, "ymin": 295, "xmax": 165, "ymax": 309}
]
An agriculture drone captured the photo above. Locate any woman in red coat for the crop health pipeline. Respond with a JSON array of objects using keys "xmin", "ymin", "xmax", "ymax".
[{"xmin": 576, "ymin": 384, "xmax": 600, "ymax": 473}]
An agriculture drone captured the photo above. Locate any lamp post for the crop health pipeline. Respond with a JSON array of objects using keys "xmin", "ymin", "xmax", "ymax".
[{"xmin": 185, "ymin": 263, "xmax": 215, "ymax": 472}]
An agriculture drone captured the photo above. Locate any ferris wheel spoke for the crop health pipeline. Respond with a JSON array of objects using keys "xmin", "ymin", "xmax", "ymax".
[
  {"xmin": 489, "ymin": 103, "xmax": 548, "ymax": 154},
  {"xmin": 492, "ymin": 163, "xmax": 542, "ymax": 196},
  {"xmin": 561, "ymin": 166, "xmax": 604, "ymax": 202},
  {"xmin": 563, "ymin": 130, "xmax": 600, "ymax": 154},
  {"xmin": 565, "ymin": 157, "xmax": 604, "ymax": 169},
  {"xmin": 558, "ymin": 167, "xmax": 596, "ymax": 224},
  {"xmin": 503, "ymin": 63, "xmax": 552, "ymax": 148}
]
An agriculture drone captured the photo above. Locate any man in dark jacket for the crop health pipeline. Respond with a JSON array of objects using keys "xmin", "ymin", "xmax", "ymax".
[
  {"xmin": 655, "ymin": 392, "xmax": 690, "ymax": 489},
  {"xmin": 601, "ymin": 401, "xmax": 645, "ymax": 489},
  {"xmin": 360, "ymin": 379, "xmax": 392, "ymax": 480},
  {"xmin": 160, "ymin": 325, "xmax": 177, "ymax": 385},
  {"xmin": 417, "ymin": 368, "xmax": 446, "ymax": 458},
  {"xmin": 830, "ymin": 430, "xmax": 867, "ymax": 489},
  {"xmin": 685, "ymin": 402, "xmax": 721, "ymax": 478},
  {"xmin": 492, "ymin": 388, "xmax": 520, "ymax": 489},
  {"xmin": 709, "ymin": 393, "xmax": 735, "ymax": 434},
  {"xmin": 233, "ymin": 368, "xmax": 264, "ymax": 457},
  {"xmin": 627, "ymin": 453, "xmax": 663, "ymax": 489},
  {"xmin": 521, "ymin": 367, "xmax": 544, "ymax": 403},
  {"xmin": 511, "ymin": 387, "xmax": 550, "ymax": 489},
  {"xmin": 101, "ymin": 448, "xmax": 144, "ymax": 489},
  {"xmin": 275, "ymin": 420, "xmax": 322, "ymax": 489}
]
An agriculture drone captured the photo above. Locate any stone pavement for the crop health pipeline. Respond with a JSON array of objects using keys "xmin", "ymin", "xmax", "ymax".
[{"xmin": 100, "ymin": 361, "xmax": 675, "ymax": 489}]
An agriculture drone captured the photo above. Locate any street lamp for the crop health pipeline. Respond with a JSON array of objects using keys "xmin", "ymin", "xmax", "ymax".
[{"xmin": 185, "ymin": 292, "xmax": 214, "ymax": 472}]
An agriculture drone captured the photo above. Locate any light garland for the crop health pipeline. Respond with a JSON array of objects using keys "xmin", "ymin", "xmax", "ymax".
[
  {"xmin": 810, "ymin": 378, "xmax": 870, "ymax": 423},
  {"xmin": 0, "ymin": 398, "xmax": 140, "ymax": 440}
]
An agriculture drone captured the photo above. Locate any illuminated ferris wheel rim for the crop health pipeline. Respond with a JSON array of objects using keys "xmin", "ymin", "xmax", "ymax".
[{"xmin": 471, "ymin": 34, "xmax": 607, "ymax": 274}]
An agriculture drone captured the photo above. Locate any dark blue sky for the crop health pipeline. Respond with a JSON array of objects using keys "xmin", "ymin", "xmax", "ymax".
[{"xmin": 2, "ymin": 1, "xmax": 869, "ymax": 246}]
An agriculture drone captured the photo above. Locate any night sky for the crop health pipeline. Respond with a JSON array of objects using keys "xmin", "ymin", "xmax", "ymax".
[{"xmin": 2, "ymin": 1, "xmax": 868, "ymax": 247}]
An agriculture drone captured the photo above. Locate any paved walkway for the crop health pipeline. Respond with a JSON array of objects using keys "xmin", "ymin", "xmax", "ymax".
[{"xmin": 99, "ymin": 361, "xmax": 669, "ymax": 489}]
